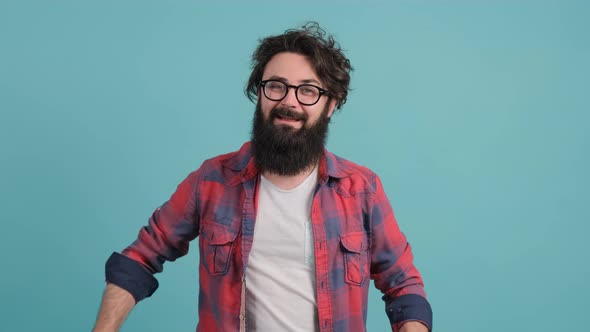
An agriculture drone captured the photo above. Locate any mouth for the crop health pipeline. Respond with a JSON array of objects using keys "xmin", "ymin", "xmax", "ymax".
[
  {"xmin": 274, "ymin": 116, "xmax": 304, "ymax": 129},
  {"xmin": 271, "ymin": 109, "xmax": 306, "ymax": 127},
  {"xmin": 275, "ymin": 114, "xmax": 302, "ymax": 122}
]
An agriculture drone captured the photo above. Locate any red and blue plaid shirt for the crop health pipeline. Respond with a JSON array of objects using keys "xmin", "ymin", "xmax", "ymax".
[{"xmin": 105, "ymin": 142, "xmax": 432, "ymax": 331}]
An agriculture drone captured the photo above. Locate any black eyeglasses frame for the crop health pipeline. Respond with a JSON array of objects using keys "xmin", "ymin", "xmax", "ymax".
[{"xmin": 259, "ymin": 80, "xmax": 329, "ymax": 106}]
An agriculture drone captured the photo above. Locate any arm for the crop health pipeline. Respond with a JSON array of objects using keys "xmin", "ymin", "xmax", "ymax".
[
  {"xmin": 94, "ymin": 168, "xmax": 202, "ymax": 329},
  {"xmin": 399, "ymin": 321, "xmax": 429, "ymax": 332},
  {"xmin": 92, "ymin": 283, "xmax": 135, "ymax": 332},
  {"xmin": 369, "ymin": 175, "xmax": 433, "ymax": 331}
]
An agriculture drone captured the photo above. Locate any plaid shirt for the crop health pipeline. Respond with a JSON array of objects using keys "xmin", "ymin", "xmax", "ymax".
[{"xmin": 105, "ymin": 142, "xmax": 432, "ymax": 332}]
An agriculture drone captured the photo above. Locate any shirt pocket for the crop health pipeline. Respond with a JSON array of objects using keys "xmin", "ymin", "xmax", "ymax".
[
  {"xmin": 202, "ymin": 222, "xmax": 239, "ymax": 276},
  {"xmin": 340, "ymin": 232, "xmax": 369, "ymax": 286}
]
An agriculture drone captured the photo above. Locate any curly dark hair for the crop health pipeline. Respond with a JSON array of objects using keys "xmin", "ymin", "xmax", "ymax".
[{"xmin": 245, "ymin": 22, "xmax": 353, "ymax": 110}]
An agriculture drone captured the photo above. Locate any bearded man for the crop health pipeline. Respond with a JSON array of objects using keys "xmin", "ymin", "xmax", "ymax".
[{"xmin": 93, "ymin": 22, "xmax": 433, "ymax": 332}]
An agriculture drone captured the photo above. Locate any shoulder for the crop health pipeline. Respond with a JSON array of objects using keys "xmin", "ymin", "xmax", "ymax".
[
  {"xmin": 325, "ymin": 150, "xmax": 380, "ymax": 195},
  {"xmin": 191, "ymin": 142, "xmax": 252, "ymax": 182}
]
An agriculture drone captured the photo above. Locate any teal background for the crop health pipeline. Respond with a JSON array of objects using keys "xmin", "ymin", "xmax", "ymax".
[{"xmin": 1, "ymin": 1, "xmax": 588, "ymax": 331}]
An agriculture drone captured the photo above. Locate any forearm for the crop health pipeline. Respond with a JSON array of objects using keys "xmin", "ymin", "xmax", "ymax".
[
  {"xmin": 399, "ymin": 321, "xmax": 429, "ymax": 332},
  {"xmin": 93, "ymin": 283, "xmax": 136, "ymax": 332}
]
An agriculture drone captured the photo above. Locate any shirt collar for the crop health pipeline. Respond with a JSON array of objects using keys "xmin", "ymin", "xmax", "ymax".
[{"xmin": 220, "ymin": 142, "xmax": 352, "ymax": 184}]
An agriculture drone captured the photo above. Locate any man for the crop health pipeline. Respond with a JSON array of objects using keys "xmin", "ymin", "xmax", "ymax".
[{"xmin": 93, "ymin": 22, "xmax": 432, "ymax": 332}]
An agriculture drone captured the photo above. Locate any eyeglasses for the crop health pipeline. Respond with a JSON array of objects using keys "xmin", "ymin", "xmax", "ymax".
[{"xmin": 259, "ymin": 80, "xmax": 329, "ymax": 106}]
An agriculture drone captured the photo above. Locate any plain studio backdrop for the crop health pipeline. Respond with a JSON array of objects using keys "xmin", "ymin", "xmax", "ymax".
[{"xmin": 0, "ymin": 1, "xmax": 588, "ymax": 331}]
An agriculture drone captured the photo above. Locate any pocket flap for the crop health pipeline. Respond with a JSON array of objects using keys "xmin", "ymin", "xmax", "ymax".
[
  {"xmin": 340, "ymin": 232, "xmax": 365, "ymax": 253},
  {"xmin": 205, "ymin": 223, "xmax": 239, "ymax": 245}
]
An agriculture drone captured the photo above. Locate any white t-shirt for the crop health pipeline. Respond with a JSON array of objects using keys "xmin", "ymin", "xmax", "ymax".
[{"xmin": 245, "ymin": 166, "xmax": 319, "ymax": 331}]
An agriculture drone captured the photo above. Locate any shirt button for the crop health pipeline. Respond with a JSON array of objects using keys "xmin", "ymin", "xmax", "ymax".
[{"xmin": 239, "ymin": 314, "xmax": 245, "ymax": 320}]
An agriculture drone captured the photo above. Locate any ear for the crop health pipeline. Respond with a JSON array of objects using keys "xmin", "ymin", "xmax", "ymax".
[{"xmin": 327, "ymin": 99, "xmax": 337, "ymax": 118}]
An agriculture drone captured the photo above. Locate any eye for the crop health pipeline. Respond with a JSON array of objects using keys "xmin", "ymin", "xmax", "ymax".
[
  {"xmin": 267, "ymin": 81, "xmax": 286, "ymax": 91},
  {"xmin": 299, "ymin": 86, "xmax": 319, "ymax": 96}
]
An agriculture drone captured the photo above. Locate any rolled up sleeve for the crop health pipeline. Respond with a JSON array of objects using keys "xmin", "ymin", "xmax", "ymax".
[
  {"xmin": 386, "ymin": 294, "xmax": 433, "ymax": 331},
  {"xmin": 105, "ymin": 252, "xmax": 159, "ymax": 303}
]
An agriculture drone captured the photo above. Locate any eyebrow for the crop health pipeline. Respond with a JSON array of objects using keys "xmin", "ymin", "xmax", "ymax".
[{"xmin": 267, "ymin": 75, "xmax": 322, "ymax": 86}]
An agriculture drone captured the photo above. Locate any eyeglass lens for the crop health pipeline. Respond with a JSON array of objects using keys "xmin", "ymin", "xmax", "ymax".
[{"xmin": 263, "ymin": 81, "xmax": 322, "ymax": 105}]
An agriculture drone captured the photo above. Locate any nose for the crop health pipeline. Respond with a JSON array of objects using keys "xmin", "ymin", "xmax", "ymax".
[{"xmin": 280, "ymin": 87, "xmax": 299, "ymax": 108}]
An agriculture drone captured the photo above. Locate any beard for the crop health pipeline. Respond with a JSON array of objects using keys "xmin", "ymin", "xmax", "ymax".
[{"xmin": 251, "ymin": 101, "xmax": 331, "ymax": 176}]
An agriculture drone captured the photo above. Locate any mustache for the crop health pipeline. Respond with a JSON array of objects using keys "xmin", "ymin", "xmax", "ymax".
[{"xmin": 270, "ymin": 107, "xmax": 308, "ymax": 122}]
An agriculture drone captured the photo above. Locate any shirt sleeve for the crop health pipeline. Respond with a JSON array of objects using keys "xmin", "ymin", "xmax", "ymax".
[
  {"xmin": 104, "ymin": 169, "xmax": 202, "ymax": 303},
  {"xmin": 369, "ymin": 175, "xmax": 433, "ymax": 331}
]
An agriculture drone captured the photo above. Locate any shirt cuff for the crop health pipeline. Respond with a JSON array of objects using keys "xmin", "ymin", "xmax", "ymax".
[
  {"xmin": 105, "ymin": 252, "xmax": 159, "ymax": 303},
  {"xmin": 385, "ymin": 294, "xmax": 433, "ymax": 331}
]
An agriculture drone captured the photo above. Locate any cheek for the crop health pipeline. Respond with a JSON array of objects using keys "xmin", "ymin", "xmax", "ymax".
[
  {"xmin": 260, "ymin": 98, "xmax": 279, "ymax": 116},
  {"xmin": 304, "ymin": 105, "xmax": 325, "ymax": 124}
]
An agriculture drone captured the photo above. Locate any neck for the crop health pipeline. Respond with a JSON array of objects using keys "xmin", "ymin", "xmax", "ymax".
[{"xmin": 262, "ymin": 163, "xmax": 317, "ymax": 191}]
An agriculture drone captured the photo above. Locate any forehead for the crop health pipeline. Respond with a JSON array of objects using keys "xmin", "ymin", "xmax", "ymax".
[{"xmin": 262, "ymin": 52, "xmax": 321, "ymax": 84}]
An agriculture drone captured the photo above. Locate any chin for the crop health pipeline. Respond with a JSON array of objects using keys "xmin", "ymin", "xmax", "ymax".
[{"xmin": 275, "ymin": 122, "xmax": 303, "ymax": 132}]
